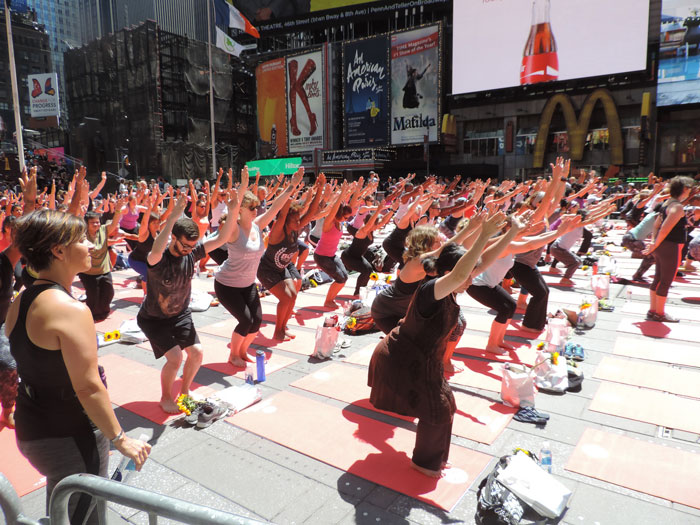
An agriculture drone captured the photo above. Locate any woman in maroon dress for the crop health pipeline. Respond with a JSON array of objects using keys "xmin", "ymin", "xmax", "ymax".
[{"xmin": 368, "ymin": 212, "xmax": 516, "ymax": 477}]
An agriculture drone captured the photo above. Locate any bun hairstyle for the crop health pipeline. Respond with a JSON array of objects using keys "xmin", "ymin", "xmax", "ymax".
[{"xmin": 422, "ymin": 243, "xmax": 466, "ymax": 277}]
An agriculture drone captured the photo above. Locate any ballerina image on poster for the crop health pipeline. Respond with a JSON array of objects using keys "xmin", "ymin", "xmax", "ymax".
[{"xmin": 402, "ymin": 63, "xmax": 431, "ymax": 109}]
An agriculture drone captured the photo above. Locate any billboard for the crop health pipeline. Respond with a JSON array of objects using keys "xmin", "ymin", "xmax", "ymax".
[
  {"xmin": 390, "ymin": 25, "xmax": 440, "ymax": 146},
  {"xmin": 287, "ymin": 50, "xmax": 324, "ymax": 153},
  {"xmin": 657, "ymin": 0, "xmax": 700, "ymax": 106},
  {"xmin": 452, "ymin": 0, "xmax": 650, "ymax": 95},
  {"xmin": 256, "ymin": 58, "xmax": 288, "ymax": 157},
  {"xmin": 28, "ymin": 73, "xmax": 60, "ymax": 118},
  {"xmin": 246, "ymin": 157, "xmax": 302, "ymax": 176},
  {"xmin": 343, "ymin": 35, "xmax": 390, "ymax": 147}
]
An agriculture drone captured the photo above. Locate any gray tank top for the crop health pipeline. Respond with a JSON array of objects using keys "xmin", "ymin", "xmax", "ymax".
[{"xmin": 215, "ymin": 223, "xmax": 265, "ymax": 287}]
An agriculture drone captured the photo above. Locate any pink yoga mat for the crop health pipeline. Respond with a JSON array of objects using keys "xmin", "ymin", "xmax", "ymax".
[
  {"xmin": 0, "ymin": 428, "xmax": 46, "ymax": 496},
  {"xmin": 613, "ymin": 336, "xmax": 700, "ymax": 368},
  {"xmin": 593, "ymin": 356, "xmax": 700, "ymax": 398},
  {"xmin": 99, "ymin": 354, "xmax": 215, "ymax": 425},
  {"xmin": 588, "ymin": 382, "xmax": 700, "ymax": 434},
  {"xmin": 199, "ymin": 320, "xmax": 316, "ymax": 356},
  {"xmin": 617, "ymin": 317, "xmax": 697, "ymax": 341},
  {"xmin": 566, "ymin": 428, "xmax": 700, "ymax": 510},
  {"xmin": 291, "ymin": 363, "xmax": 514, "ymax": 445},
  {"xmin": 227, "ymin": 391, "xmax": 492, "ymax": 511},
  {"xmin": 94, "ymin": 310, "xmax": 135, "ymax": 334},
  {"xmin": 619, "ymin": 302, "xmax": 695, "ymax": 321}
]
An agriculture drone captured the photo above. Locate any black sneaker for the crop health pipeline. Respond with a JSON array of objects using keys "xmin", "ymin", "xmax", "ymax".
[
  {"xmin": 196, "ymin": 403, "xmax": 228, "ymax": 428},
  {"xmin": 652, "ymin": 312, "xmax": 680, "ymax": 323},
  {"xmin": 183, "ymin": 403, "xmax": 205, "ymax": 426}
]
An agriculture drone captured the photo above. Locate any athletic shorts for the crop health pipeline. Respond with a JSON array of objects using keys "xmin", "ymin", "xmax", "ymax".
[
  {"xmin": 257, "ymin": 263, "xmax": 301, "ymax": 290},
  {"xmin": 137, "ymin": 309, "xmax": 200, "ymax": 359},
  {"xmin": 313, "ymin": 253, "xmax": 348, "ymax": 283}
]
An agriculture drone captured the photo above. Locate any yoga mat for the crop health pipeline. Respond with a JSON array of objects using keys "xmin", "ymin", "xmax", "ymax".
[
  {"xmin": 343, "ymin": 343, "xmax": 376, "ymax": 366},
  {"xmin": 455, "ymin": 332, "xmax": 537, "ymax": 366},
  {"xmin": 593, "ymin": 356, "xmax": 700, "ymax": 399},
  {"xmin": 136, "ymin": 334, "xmax": 298, "ymax": 378},
  {"xmin": 616, "ymin": 318, "xmax": 697, "ymax": 341},
  {"xmin": 588, "ymin": 382, "xmax": 700, "ymax": 434},
  {"xmin": 613, "ymin": 337, "xmax": 700, "ymax": 368},
  {"xmin": 292, "ymin": 291, "xmax": 350, "ymax": 311},
  {"xmin": 199, "ymin": 322, "xmax": 316, "ymax": 356},
  {"xmin": 291, "ymin": 363, "xmax": 514, "ymax": 445},
  {"xmin": 258, "ymin": 300, "xmax": 326, "ymax": 329},
  {"xmin": 94, "ymin": 310, "xmax": 135, "ymax": 334},
  {"xmin": 449, "ymin": 358, "xmax": 503, "ymax": 393},
  {"xmin": 619, "ymin": 301, "xmax": 695, "ymax": 321},
  {"xmin": 227, "ymin": 391, "xmax": 492, "ymax": 511},
  {"xmin": 99, "ymin": 354, "xmax": 215, "ymax": 425},
  {"xmin": 0, "ymin": 428, "xmax": 46, "ymax": 496},
  {"xmin": 465, "ymin": 316, "xmax": 545, "ymax": 341},
  {"xmin": 566, "ymin": 428, "xmax": 700, "ymax": 510}
]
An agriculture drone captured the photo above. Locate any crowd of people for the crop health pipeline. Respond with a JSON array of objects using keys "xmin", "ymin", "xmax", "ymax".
[{"xmin": 0, "ymin": 160, "xmax": 698, "ymax": 521}]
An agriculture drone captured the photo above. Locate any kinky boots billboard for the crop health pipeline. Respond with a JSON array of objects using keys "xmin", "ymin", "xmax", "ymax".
[{"xmin": 287, "ymin": 49, "xmax": 325, "ymax": 153}]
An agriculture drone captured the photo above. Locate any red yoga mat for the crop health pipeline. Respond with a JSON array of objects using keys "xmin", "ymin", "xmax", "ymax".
[
  {"xmin": 198, "ymin": 319, "xmax": 316, "ymax": 356},
  {"xmin": 566, "ymin": 428, "xmax": 700, "ymax": 510},
  {"xmin": 465, "ymin": 316, "xmax": 545, "ymax": 341},
  {"xmin": 619, "ymin": 301, "xmax": 695, "ymax": 321},
  {"xmin": 0, "ymin": 428, "xmax": 46, "ymax": 496},
  {"xmin": 227, "ymin": 390, "xmax": 492, "ymax": 511},
  {"xmin": 258, "ymin": 300, "xmax": 326, "ymax": 329},
  {"xmin": 94, "ymin": 310, "xmax": 135, "ymax": 334},
  {"xmin": 616, "ymin": 318, "xmax": 697, "ymax": 341},
  {"xmin": 613, "ymin": 336, "xmax": 700, "ymax": 368},
  {"xmin": 594, "ymin": 356, "xmax": 700, "ymax": 398},
  {"xmin": 137, "ymin": 334, "xmax": 297, "ymax": 378},
  {"xmin": 290, "ymin": 363, "xmax": 514, "ymax": 445},
  {"xmin": 588, "ymin": 382, "xmax": 700, "ymax": 434},
  {"xmin": 99, "ymin": 354, "xmax": 215, "ymax": 425}
]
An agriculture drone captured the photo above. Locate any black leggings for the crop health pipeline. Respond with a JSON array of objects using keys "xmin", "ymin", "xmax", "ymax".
[
  {"xmin": 341, "ymin": 250, "xmax": 374, "ymax": 292},
  {"xmin": 467, "ymin": 284, "xmax": 516, "ymax": 324},
  {"xmin": 214, "ymin": 280, "xmax": 263, "ymax": 336},
  {"xmin": 650, "ymin": 241, "xmax": 682, "ymax": 298},
  {"xmin": 510, "ymin": 262, "xmax": 549, "ymax": 331},
  {"xmin": 577, "ymin": 227, "xmax": 593, "ymax": 254}
]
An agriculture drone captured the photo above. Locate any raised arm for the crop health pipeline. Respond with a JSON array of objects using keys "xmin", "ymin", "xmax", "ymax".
[
  {"xmin": 105, "ymin": 196, "xmax": 128, "ymax": 237},
  {"xmin": 256, "ymin": 168, "xmax": 304, "ymax": 231},
  {"xmin": 147, "ymin": 194, "xmax": 187, "ymax": 266},
  {"xmin": 89, "ymin": 172, "xmax": 107, "ymax": 201}
]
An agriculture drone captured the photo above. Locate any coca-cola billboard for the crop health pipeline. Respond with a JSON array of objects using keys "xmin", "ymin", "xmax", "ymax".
[{"xmin": 452, "ymin": 0, "xmax": 650, "ymax": 95}]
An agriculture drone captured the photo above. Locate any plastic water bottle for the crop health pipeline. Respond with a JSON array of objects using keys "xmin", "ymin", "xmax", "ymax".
[
  {"xmin": 112, "ymin": 433, "xmax": 149, "ymax": 482},
  {"xmin": 539, "ymin": 441, "xmax": 552, "ymax": 473},
  {"xmin": 625, "ymin": 288, "xmax": 632, "ymax": 302},
  {"xmin": 256, "ymin": 350, "xmax": 266, "ymax": 382},
  {"xmin": 245, "ymin": 362, "xmax": 255, "ymax": 385}
]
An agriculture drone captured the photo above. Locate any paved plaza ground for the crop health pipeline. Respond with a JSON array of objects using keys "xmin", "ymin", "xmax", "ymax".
[{"xmin": 5, "ymin": 223, "xmax": 700, "ymax": 525}]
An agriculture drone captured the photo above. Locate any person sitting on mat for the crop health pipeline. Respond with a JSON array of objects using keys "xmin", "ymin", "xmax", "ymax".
[
  {"xmin": 136, "ymin": 191, "xmax": 238, "ymax": 414},
  {"xmin": 368, "ymin": 211, "xmax": 512, "ymax": 478},
  {"xmin": 7, "ymin": 203, "xmax": 150, "ymax": 524}
]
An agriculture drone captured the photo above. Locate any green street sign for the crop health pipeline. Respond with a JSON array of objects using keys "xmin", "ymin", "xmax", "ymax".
[{"xmin": 246, "ymin": 157, "xmax": 302, "ymax": 177}]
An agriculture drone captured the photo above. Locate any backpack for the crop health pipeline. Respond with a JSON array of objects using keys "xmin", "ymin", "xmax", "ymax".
[
  {"xmin": 301, "ymin": 268, "xmax": 333, "ymax": 290},
  {"xmin": 344, "ymin": 306, "xmax": 377, "ymax": 335},
  {"xmin": 476, "ymin": 453, "xmax": 549, "ymax": 525}
]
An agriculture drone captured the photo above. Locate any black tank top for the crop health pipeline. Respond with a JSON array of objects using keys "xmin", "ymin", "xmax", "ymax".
[
  {"xmin": 384, "ymin": 224, "xmax": 411, "ymax": 250},
  {"xmin": 345, "ymin": 234, "xmax": 373, "ymax": 258},
  {"xmin": 130, "ymin": 233, "xmax": 156, "ymax": 262},
  {"xmin": 261, "ymin": 230, "xmax": 299, "ymax": 270},
  {"xmin": 661, "ymin": 200, "xmax": 687, "ymax": 244},
  {"xmin": 10, "ymin": 283, "xmax": 94, "ymax": 440}
]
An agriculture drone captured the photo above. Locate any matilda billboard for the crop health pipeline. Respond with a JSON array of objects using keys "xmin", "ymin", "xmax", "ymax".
[
  {"xmin": 287, "ymin": 50, "xmax": 325, "ymax": 153},
  {"xmin": 343, "ymin": 35, "xmax": 390, "ymax": 147},
  {"xmin": 256, "ymin": 58, "xmax": 288, "ymax": 157},
  {"xmin": 390, "ymin": 25, "xmax": 440, "ymax": 146}
]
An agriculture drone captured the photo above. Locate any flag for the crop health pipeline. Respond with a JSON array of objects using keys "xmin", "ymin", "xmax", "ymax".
[
  {"xmin": 215, "ymin": 26, "xmax": 243, "ymax": 56},
  {"xmin": 214, "ymin": 0, "xmax": 259, "ymax": 39}
]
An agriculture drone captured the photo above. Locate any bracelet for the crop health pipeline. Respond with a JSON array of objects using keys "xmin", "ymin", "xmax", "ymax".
[{"xmin": 110, "ymin": 430, "xmax": 124, "ymax": 444}]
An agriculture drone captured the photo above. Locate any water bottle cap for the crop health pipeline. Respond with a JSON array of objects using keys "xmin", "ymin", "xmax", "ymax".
[{"xmin": 256, "ymin": 349, "xmax": 265, "ymax": 356}]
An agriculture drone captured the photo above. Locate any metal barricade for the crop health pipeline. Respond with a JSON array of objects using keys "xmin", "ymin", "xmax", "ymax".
[{"xmin": 0, "ymin": 473, "xmax": 268, "ymax": 525}]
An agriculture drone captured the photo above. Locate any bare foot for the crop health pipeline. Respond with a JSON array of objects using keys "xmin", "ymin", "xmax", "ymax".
[
  {"xmin": 410, "ymin": 460, "xmax": 444, "ymax": 478},
  {"xmin": 485, "ymin": 345, "xmax": 508, "ymax": 355},
  {"xmin": 241, "ymin": 353, "xmax": 256, "ymax": 363},
  {"xmin": 272, "ymin": 331, "xmax": 292, "ymax": 342},
  {"xmin": 229, "ymin": 356, "xmax": 246, "ymax": 368},
  {"xmin": 498, "ymin": 341, "xmax": 516, "ymax": 351},
  {"xmin": 441, "ymin": 460, "xmax": 452, "ymax": 469},
  {"xmin": 324, "ymin": 300, "xmax": 338, "ymax": 310},
  {"xmin": 559, "ymin": 278, "xmax": 574, "ymax": 286},
  {"xmin": 284, "ymin": 329, "xmax": 297, "ymax": 339},
  {"xmin": 160, "ymin": 398, "xmax": 181, "ymax": 414}
]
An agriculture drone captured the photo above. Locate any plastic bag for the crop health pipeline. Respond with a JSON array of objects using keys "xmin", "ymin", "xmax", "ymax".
[
  {"xmin": 545, "ymin": 317, "xmax": 569, "ymax": 349},
  {"xmin": 590, "ymin": 274, "xmax": 610, "ymax": 299},
  {"xmin": 501, "ymin": 363, "xmax": 536, "ymax": 408},
  {"xmin": 313, "ymin": 317, "xmax": 339, "ymax": 359},
  {"xmin": 496, "ymin": 452, "xmax": 572, "ymax": 519},
  {"xmin": 532, "ymin": 350, "xmax": 569, "ymax": 393},
  {"xmin": 578, "ymin": 296, "xmax": 598, "ymax": 329}
]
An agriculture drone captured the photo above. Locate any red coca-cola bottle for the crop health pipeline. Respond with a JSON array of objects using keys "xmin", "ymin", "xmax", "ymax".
[{"xmin": 520, "ymin": 0, "xmax": 559, "ymax": 85}]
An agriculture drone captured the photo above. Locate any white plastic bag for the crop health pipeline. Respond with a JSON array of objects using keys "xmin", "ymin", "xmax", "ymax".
[
  {"xmin": 532, "ymin": 350, "xmax": 569, "ymax": 393},
  {"xmin": 545, "ymin": 318, "xmax": 569, "ymax": 350},
  {"xmin": 590, "ymin": 274, "xmax": 610, "ymax": 299},
  {"xmin": 496, "ymin": 452, "xmax": 572, "ymax": 519},
  {"xmin": 579, "ymin": 296, "xmax": 598, "ymax": 329},
  {"xmin": 189, "ymin": 290, "xmax": 212, "ymax": 312},
  {"xmin": 501, "ymin": 364, "xmax": 536, "ymax": 408}
]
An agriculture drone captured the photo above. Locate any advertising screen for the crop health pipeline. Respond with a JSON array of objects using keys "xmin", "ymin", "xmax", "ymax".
[
  {"xmin": 657, "ymin": 0, "xmax": 700, "ymax": 106},
  {"xmin": 28, "ymin": 73, "xmax": 60, "ymax": 118},
  {"xmin": 343, "ymin": 35, "xmax": 390, "ymax": 147},
  {"xmin": 256, "ymin": 58, "xmax": 288, "ymax": 157},
  {"xmin": 287, "ymin": 50, "xmax": 325, "ymax": 153},
  {"xmin": 452, "ymin": 0, "xmax": 650, "ymax": 95},
  {"xmin": 390, "ymin": 25, "xmax": 440, "ymax": 146}
]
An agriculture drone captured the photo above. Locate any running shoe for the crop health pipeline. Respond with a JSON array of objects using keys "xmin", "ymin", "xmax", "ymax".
[
  {"xmin": 196, "ymin": 402, "xmax": 229, "ymax": 428},
  {"xmin": 652, "ymin": 312, "xmax": 680, "ymax": 323}
]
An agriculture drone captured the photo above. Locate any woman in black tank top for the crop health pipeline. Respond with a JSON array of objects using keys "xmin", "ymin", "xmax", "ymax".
[{"xmin": 6, "ymin": 208, "xmax": 151, "ymax": 524}]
